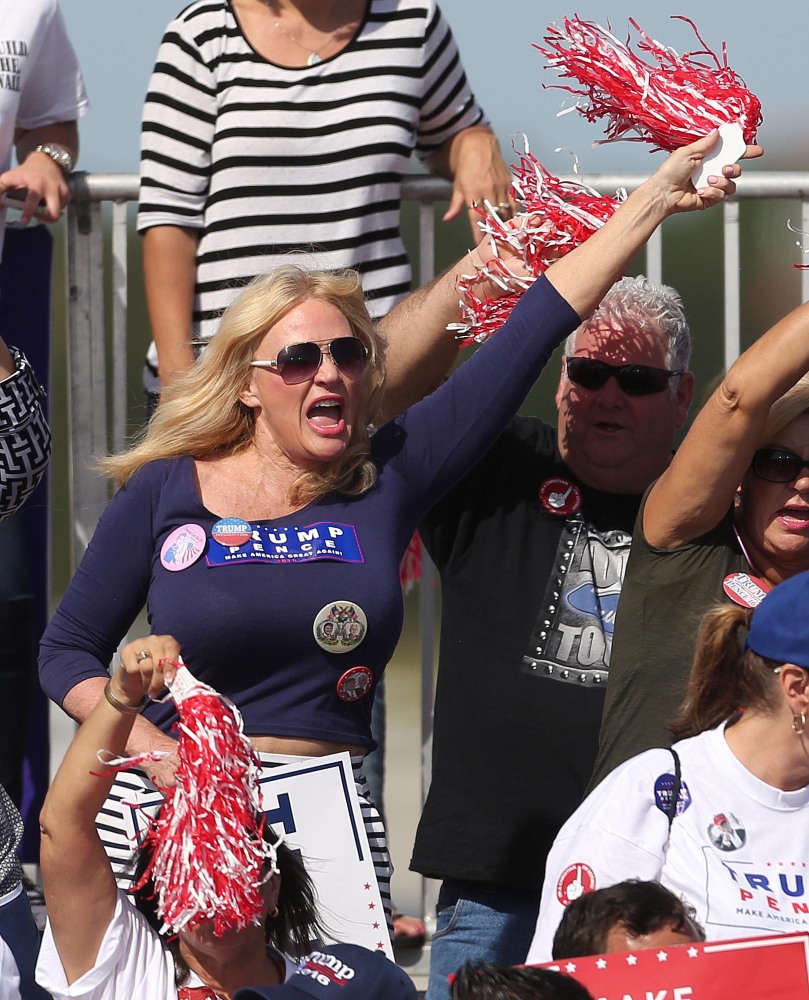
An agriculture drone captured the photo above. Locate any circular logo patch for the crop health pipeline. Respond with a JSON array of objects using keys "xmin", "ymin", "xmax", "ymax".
[
  {"xmin": 722, "ymin": 572, "xmax": 771, "ymax": 609},
  {"xmin": 211, "ymin": 517, "xmax": 253, "ymax": 548},
  {"xmin": 707, "ymin": 812, "xmax": 746, "ymax": 852},
  {"xmin": 556, "ymin": 863, "xmax": 596, "ymax": 906},
  {"xmin": 160, "ymin": 524, "xmax": 206, "ymax": 572},
  {"xmin": 539, "ymin": 478, "xmax": 583, "ymax": 517},
  {"xmin": 336, "ymin": 666, "xmax": 374, "ymax": 702},
  {"xmin": 313, "ymin": 602, "xmax": 368, "ymax": 653}
]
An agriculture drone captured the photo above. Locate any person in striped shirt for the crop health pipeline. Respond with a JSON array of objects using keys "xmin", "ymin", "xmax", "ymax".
[{"xmin": 138, "ymin": 0, "xmax": 514, "ymax": 401}]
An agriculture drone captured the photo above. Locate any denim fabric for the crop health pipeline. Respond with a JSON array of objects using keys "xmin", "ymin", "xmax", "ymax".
[{"xmin": 426, "ymin": 880, "xmax": 540, "ymax": 1000}]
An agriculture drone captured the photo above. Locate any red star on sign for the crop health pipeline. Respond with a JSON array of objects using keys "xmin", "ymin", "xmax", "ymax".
[
  {"xmin": 373, "ymin": 922, "xmax": 380, "ymax": 929},
  {"xmin": 364, "ymin": 883, "xmax": 371, "ymax": 890},
  {"xmin": 368, "ymin": 902, "xmax": 376, "ymax": 910}
]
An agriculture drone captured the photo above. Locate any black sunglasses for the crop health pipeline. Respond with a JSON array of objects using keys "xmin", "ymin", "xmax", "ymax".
[
  {"xmin": 250, "ymin": 337, "xmax": 368, "ymax": 385},
  {"xmin": 751, "ymin": 447, "xmax": 809, "ymax": 484},
  {"xmin": 566, "ymin": 357, "xmax": 683, "ymax": 396}
]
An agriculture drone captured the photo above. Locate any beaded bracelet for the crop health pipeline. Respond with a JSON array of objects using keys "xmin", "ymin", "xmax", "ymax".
[{"xmin": 103, "ymin": 679, "xmax": 148, "ymax": 715}]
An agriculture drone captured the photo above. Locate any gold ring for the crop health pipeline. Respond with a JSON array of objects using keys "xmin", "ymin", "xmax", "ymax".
[
  {"xmin": 495, "ymin": 202, "xmax": 511, "ymax": 211},
  {"xmin": 135, "ymin": 650, "xmax": 152, "ymax": 663}
]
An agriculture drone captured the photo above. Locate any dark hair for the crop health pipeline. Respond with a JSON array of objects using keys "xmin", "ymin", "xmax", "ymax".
[
  {"xmin": 551, "ymin": 879, "xmax": 704, "ymax": 959},
  {"xmin": 450, "ymin": 962, "xmax": 595, "ymax": 1000},
  {"xmin": 669, "ymin": 604, "xmax": 783, "ymax": 740},
  {"xmin": 130, "ymin": 822, "xmax": 322, "ymax": 985}
]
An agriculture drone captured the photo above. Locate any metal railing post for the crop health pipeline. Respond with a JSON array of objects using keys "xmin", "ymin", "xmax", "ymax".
[{"xmin": 65, "ymin": 172, "xmax": 110, "ymax": 565}]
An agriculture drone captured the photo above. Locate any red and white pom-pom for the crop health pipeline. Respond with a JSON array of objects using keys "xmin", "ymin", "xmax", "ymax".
[
  {"xmin": 102, "ymin": 664, "xmax": 270, "ymax": 937},
  {"xmin": 450, "ymin": 143, "xmax": 623, "ymax": 346},
  {"xmin": 536, "ymin": 16, "xmax": 762, "ymax": 151}
]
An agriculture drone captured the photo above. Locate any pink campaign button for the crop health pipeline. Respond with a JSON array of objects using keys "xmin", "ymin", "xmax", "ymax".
[{"xmin": 160, "ymin": 523, "xmax": 207, "ymax": 572}]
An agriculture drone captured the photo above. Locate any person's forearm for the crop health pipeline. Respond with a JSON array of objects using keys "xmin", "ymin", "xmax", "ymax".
[
  {"xmin": 15, "ymin": 121, "xmax": 79, "ymax": 168},
  {"xmin": 62, "ymin": 676, "xmax": 177, "ymax": 758},
  {"xmin": 543, "ymin": 175, "xmax": 671, "ymax": 321},
  {"xmin": 425, "ymin": 124, "xmax": 494, "ymax": 180},
  {"xmin": 376, "ymin": 250, "xmax": 485, "ymax": 423},
  {"xmin": 143, "ymin": 225, "xmax": 200, "ymax": 391}
]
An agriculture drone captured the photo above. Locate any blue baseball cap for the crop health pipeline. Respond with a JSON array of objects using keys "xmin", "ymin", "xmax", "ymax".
[
  {"xmin": 746, "ymin": 570, "xmax": 809, "ymax": 669},
  {"xmin": 234, "ymin": 944, "xmax": 417, "ymax": 1000}
]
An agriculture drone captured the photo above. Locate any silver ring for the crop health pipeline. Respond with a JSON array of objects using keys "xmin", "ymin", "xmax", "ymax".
[{"xmin": 135, "ymin": 650, "xmax": 152, "ymax": 663}]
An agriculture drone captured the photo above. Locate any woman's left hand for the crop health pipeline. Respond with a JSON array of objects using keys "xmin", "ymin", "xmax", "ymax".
[
  {"xmin": 649, "ymin": 132, "xmax": 764, "ymax": 215},
  {"xmin": 113, "ymin": 633, "xmax": 183, "ymax": 707}
]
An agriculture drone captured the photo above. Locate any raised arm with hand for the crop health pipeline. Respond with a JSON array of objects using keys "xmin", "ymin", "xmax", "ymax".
[
  {"xmin": 60, "ymin": 636, "xmax": 183, "ymax": 790},
  {"xmin": 39, "ymin": 651, "xmax": 178, "ymax": 985},
  {"xmin": 379, "ymin": 132, "xmax": 761, "ymax": 425},
  {"xmin": 541, "ymin": 133, "xmax": 758, "ymax": 318},
  {"xmin": 642, "ymin": 297, "xmax": 809, "ymax": 552}
]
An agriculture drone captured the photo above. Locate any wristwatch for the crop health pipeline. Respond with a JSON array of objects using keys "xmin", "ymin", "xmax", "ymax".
[{"xmin": 33, "ymin": 143, "xmax": 74, "ymax": 176}]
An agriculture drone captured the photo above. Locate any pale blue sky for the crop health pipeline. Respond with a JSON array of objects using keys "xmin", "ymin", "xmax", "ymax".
[{"xmin": 58, "ymin": 1, "xmax": 808, "ymax": 177}]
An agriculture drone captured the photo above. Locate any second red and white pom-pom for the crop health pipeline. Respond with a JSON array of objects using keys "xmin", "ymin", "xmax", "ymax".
[
  {"xmin": 450, "ymin": 144, "xmax": 624, "ymax": 346},
  {"xmin": 537, "ymin": 15, "xmax": 762, "ymax": 152}
]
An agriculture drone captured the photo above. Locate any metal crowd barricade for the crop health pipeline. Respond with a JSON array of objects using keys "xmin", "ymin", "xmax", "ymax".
[{"xmin": 62, "ymin": 170, "xmax": 809, "ymax": 950}]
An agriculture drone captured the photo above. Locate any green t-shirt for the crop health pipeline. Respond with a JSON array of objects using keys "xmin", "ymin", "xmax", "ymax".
[{"xmin": 589, "ymin": 494, "xmax": 747, "ymax": 791}]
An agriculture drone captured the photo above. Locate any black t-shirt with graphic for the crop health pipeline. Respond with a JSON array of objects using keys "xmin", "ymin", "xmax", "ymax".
[{"xmin": 412, "ymin": 416, "xmax": 641, "ymax": 891}]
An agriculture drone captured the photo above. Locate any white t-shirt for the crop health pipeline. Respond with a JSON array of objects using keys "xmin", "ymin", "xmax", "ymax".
[
  {"xmin": 527, "ymin": 724, "xmax": 809, "ymax": 962},
  {"xmin": 36, "ymin": 890, "xmax": 297, "ymax": 999},
  {"xmin": 0, "ymin": 0, "xmax": 89, "ymax": 261},
  {"xmin": 0, "ymin": 933, "xmax": 21, "ymax": 1000}
]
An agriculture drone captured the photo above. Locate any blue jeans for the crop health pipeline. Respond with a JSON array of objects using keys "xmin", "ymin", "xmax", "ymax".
[{"xmin": 426, "ymin": 880, "xmax": 540, "ymax": 1000}]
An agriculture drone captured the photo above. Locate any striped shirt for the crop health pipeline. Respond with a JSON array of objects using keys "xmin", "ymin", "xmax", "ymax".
[{"xmin": 138, "ymin": 0, "xmax": 487, "ymax": 355}]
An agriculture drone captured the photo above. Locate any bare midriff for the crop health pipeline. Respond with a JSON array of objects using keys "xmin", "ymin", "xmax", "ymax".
[{"xmin": 250, "ymin": 734, "xmax": 366, "ymax": 757}]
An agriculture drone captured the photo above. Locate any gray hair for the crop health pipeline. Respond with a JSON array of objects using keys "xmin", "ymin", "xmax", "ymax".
[{"xmin": 564, "ymin": 275, "xmax": 691, "ymax": 374}]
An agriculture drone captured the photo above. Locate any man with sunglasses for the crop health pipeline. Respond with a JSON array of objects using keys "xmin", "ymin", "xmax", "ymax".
[{"xmin": 409, "ymin": 275, "xmax": 696, "ymax": 997}]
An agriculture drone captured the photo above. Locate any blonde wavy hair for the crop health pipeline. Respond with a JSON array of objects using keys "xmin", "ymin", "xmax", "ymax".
[{"xmin": 102, "ymin": 266, "xmax": 386, "ymax": 506}]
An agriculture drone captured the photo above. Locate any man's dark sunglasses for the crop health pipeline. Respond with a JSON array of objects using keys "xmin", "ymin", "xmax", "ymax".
[
  {"xmin": 566, "ymin": 357, "xmax": 683, "ymax": 396},
  {"xmin": 751, "ymin": 447, "xmax": 809, "ymax": 484},
  {"xmin": 250, "ymin": 337, "xmax": 368, "ymax": 385}
]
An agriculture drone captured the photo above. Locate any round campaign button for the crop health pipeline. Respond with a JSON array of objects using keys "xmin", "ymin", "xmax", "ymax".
[
  {"xmin": 313, "ymin": 602, "xmax": 368, "ymax": 654},
  {"xmin": 211, "ymin": 517, "xmax": 253, "ymax": 548},
  {"xmin": 336, "ymin": 666, "xmax": 374, "ymax": 702},
  {"xmin": 539, "ymin": 477, "xmax": 583, "ymax": 517},
  {"xmin": 556, "ymin": 863, "xmax": 596, "ymax": 907},
  {"xmin": 722, "ymin": 572, "xmax": 771, "ymax": 609},
  {"xmin": 707, "ymin": 811, "xmax": 746, "ymax": 852},
  {"xmin": 160, "ymin": 523, "xmax": 206, "ymax": 572}
]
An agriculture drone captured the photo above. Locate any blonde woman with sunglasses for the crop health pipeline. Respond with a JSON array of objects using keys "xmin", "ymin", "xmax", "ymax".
[{"xmin": 38, "ymin": 136, "xmax": 753, "ymax": 932}]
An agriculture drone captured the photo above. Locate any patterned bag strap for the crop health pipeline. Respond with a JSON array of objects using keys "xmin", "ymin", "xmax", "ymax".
[{"xmin": 666, "ymin": 748, "xmax": 682, "ymax": 828}]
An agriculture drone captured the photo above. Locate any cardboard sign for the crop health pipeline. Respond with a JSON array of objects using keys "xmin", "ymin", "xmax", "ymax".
[
  {"xmin": 538, "ymin": 933, "xmax": 809, "ymax": 999},
  {"xmin": 118, "ymin": 752, "xmax": 391, "ymax": 958}
]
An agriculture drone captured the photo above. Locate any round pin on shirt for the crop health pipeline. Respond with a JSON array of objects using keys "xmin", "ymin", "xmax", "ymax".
[
  {"xmin": 160, "ymin": 524, "xmax": 206, "ymax": 572},
  {"xmin": 211, "ymin": 516, "xmax": 253, "ymax": 548},
  {"xmin": 312, "ymin": 601, "xmax": 368, "ymax": 653},
  {"xmin": 336, "ymin": 666, "xmax": 374, "ymax": 702},
  {"xmin": 539, "ymin": 477, "xmax": 583, "ymax": 517},
  {"xmin": 722, "ymin": 572, "xmax": 772, "ymax": 609}
]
